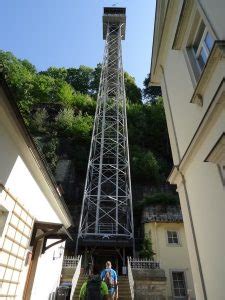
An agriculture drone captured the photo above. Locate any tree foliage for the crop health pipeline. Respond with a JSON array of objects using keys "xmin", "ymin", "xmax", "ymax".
[
  {"xmin": 143, "ymin": 73, "xmax": 162, "ymax": 102},
  {"xmin": 139, "ymin": 237, "xmax": 155, "ymax": 259},
  {"xmin": 124, "ymin": 72, "xmax": 142, "ymax": 104},
  {"xmin": 131, "ymin": 146, "xmax": 160, "ymax": 184},
  {"xmin": 0, "ymin": 50, "xmax": 172, "ymax": 185}
]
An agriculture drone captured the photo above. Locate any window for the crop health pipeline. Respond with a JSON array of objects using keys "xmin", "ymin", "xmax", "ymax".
[
  {"xmin": 205, "ymin": 133, "xmax": 225, "ymax": 186},
  {"xmin": 172, "ymin": 271, "xmax": 187, "ymax": 298},
  {"xmin": 218, "ymin": 159, "xmax": 225, "ymax": 185},
  {"xmin": 167, "ymin": 230, "xmax": 179, "ymax": 245},
  {"xmin": 193, "ymin": 21, "xmax": 214, "ymax": 71},
  {"xmin": 0, "ymin": 205, "xmax": 9, "ymax": 237},
  {"xmin": 145, "ymin": 229, "xmax": 151, "ymax": 239},
  {"xmin": 186, "ymin": 12, "xmax": 215, "ymax": 84}
]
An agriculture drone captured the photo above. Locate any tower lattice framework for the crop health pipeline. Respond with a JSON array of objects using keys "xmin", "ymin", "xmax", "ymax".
[{"xmin": 77, "ymin": 7, "xmax": 134, "ymax": 251}]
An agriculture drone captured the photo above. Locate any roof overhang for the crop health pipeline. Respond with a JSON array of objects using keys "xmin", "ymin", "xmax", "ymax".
[
  {"xmin": 103, "ymin": 7, "xmax": 126, "ymax": 40},
  {"xmin": 30, "ymin": 221, "xmax": 73, "ymax": 254},
  {"xmin": 150, "ymin": 0, "xmax": 182, "ymax": 86}
]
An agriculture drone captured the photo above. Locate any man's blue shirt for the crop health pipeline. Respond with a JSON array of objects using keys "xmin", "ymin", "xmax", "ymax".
[{"xmin": 100, "ymin": 268, "xmax": 118, "ymax": 282}]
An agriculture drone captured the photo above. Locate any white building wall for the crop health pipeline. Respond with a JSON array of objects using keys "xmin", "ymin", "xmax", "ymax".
[
  {"xmin": 0, "ymin": 119, "xmax": 61, "ymax": 224},
  {"xmin": 30, "ymin": 240, "xmax": 65, "ymax": 300},
  {"xmin": 181, "ymin": 111, "xmax": 225, "ymax": 300},
  {"xmin": 155, "ymin": 2, "xmax": 225, "ymax": 298},
  {"xmin": 163, "ymin": 50, "xmax": 225, "ymax": 159},
  {"xmin": 0, "ymin": 89, "xmax": 70, "ymax": 299}
]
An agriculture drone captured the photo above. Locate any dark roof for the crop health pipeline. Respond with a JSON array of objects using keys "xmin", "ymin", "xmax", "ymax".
[
  {"xmin": 142, "ymin": 204, "xmax": 183, "ymax": 223},
  {"xmin": 104, "ymin": 7, "xmax": 126, "ymax": 15},
  {"xmin": 0, "ymin": 71, "xmax": 73, "ymax": 227}
]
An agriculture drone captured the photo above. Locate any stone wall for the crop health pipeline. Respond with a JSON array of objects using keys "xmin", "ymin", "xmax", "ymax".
[{"xmin": 132, "ymin": 269, "xmax": 167, "ymax": 300}]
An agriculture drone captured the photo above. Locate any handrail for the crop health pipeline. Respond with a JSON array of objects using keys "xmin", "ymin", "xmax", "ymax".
[
  {"xmin": 70, "ymin": 255, "xmax": 82, "ymax": 300},
  {"xmin": 127, "ymin": 257, "xmax": 134, "ymax": 300}
]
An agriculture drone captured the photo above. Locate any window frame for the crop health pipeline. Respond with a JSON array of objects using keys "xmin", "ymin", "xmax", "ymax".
[
  {"xmin": 218, "ymin": 163, "xmax": 225, "ymax": 186},
  {"xmin": 184, "ymin": 8, "xmax": 216, "ymax": 86},
  {"xmin": 170, "ymin": 270, "xmax": 188, "ymax": 299},
  {"xmin": 205, "ymin": 132, "xmax": 225, "ymax": 187},
  {"xmin": 0, "ymin": 202, "xmax": 11, "ymax": 248},
  {"xmin": 166, "ymin": 230, "xmax": 181, "ymax": 246},
  {"xmin": 193, "ymin": 25, "xmax": 214, "ymax": 72}
]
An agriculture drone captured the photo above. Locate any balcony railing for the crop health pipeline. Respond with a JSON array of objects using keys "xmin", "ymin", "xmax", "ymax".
[
  {"xmin": 128, "ymin": 257, "xmax": 160, "ymax": 269},
  {"xmin": 63, "ymin": 256, "xmax": 81, "ymax": 268}
]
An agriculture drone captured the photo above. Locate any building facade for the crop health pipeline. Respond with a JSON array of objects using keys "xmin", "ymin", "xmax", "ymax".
[
  {"xmin": 143, "ymin": 205, "xmax": 195, "ymax": 299},
  {"xmin": 150, "ymin": 1, "xmax": 225, "ymax": 299},
  {"xmin": 0, "ymin": 76, "xmax": 73, "ymax": 299}
]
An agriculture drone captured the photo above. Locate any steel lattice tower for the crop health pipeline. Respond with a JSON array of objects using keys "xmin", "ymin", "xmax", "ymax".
[{"xmin": 77, "ymin": 7, "xmax": 134, "ymax": 254}]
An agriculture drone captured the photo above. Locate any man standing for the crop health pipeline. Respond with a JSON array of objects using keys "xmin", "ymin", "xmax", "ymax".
[{"xmin": 100, "ymin": 261, "xmax": 118, "ymax": 300}]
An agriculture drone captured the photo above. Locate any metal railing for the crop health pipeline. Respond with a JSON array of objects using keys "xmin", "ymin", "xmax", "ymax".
[
  {"xmin": 70, "ymin": 255, "xmax": 82, "ymax": 300},
  {"xmin": 63, "ymin": 256, "xmax": 81, "ymax": 268},
  {"xmin": 127, "ymin": 257, "xmax": 134, "ymax": 300},
  {"xmin": 128, "ymin": 257, "xmax": 160, "ymax": 269}
]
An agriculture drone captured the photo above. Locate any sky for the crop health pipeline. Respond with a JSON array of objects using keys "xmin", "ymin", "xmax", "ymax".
[{"xmin": 0, "ymin": 0, "xmax": 156, "ymax": 88}]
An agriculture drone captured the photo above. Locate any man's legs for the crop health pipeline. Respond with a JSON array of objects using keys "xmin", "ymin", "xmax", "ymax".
[{"xmin": 108, "ymin": 288, "xmax": 116, "ymax": 300}]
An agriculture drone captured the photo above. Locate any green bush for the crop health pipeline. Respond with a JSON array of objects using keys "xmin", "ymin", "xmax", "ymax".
[
  {"xmin": 131, "ymin": 146, "xmax": 160, "ymax": 184},
  {"xmin": 56, "ymin": 108, "xmax": 93, "ymax": 141},
  {"xmin": 139, "ymin": 237, "xmax": 155, "ymax": 259}
]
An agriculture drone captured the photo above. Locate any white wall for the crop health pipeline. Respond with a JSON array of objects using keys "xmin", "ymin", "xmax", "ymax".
[
  {"xmin": 0, "ymin": 89, "xmax": 71, "ymax": 299},
  {"xmin": 30, "ymin": 241, "xmax": 65, "ymax": 300},
  {"xmin": 181, "ymin": 110, "xmax": 225, "ymax": 299},
  {"xmin": 0, "ymin": 120, "xmax": 61, "ymax": 224},
  {"xmin": 157, "ymin": 2, "xmax": 225, "ymax": 298}
]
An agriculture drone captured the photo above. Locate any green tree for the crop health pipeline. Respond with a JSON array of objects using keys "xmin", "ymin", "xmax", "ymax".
[
  {"xmin": 0, "ymin": 50, "xmax": 36, "ymax": 122},
  {"xmin": 72, "ymin": 113, "xmax": 93, "ymax": 141},
  {"xmin": 66, "ymin": 65, "xmax": 93, "ymax": 94},
  {"xmin": 34, "ymin": 135, "xmax": 59, "ymax": 173},
  {"xmin": 72, "ymin": 92, "xmax": 96, "ymax": 114},
  {"xmin": 139, "ymin": 237, "xmax": 155, "ymax": 259},
  {"xmin": 40, "ymin": 67, "xmax": 67, "ymax": 81},
  {"xmin": 55, "ymin": 108, "xmax": 75, "ymax": 133},
  {"xmin": 131, "ymin": 146, "xmax": 160, "ymax": 184},
  {"xmin": 42, "ymin": 135, "xmax": 59, "ymax": 172},
  {"xmin": 143, "ymin": 73, "xmax": 162, "ymax": 102},
  {"xmin": 56, "ymin": 81, "xmax": 74, "ymax": 106},
  {"xmin": 19, "ymin": 59, "xmax": 36, "ymax": 74},
  {"xmin": 90, "ymin": 63, "xmax": 102, "ymax": 97},
  {"xmin": 56, "ymin": 108, "xmax": 93, "ymax": 141},
  {"xmin": 30, "ymin": 108, "xmax": 48, "ymax": 134},
  {"xmin": 124, "ymin": 72, "xmax": 142, "ymax": 104}
]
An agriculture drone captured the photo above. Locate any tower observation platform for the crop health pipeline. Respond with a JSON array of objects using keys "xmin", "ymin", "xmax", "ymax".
[{"xmin": 76, "ymin": 7, "xmax": 134, "ymax": 267}]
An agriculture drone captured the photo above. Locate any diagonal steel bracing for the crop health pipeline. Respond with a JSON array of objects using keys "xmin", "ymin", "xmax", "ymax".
[{"xmin": 77, "ymin": 7, "xmax": 134, "ymax": 250}]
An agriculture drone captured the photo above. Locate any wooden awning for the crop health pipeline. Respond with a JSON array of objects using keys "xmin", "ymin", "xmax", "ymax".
[{"xmin": 30, "ymin": 221, "xmax": 73, "ymax": 253}]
